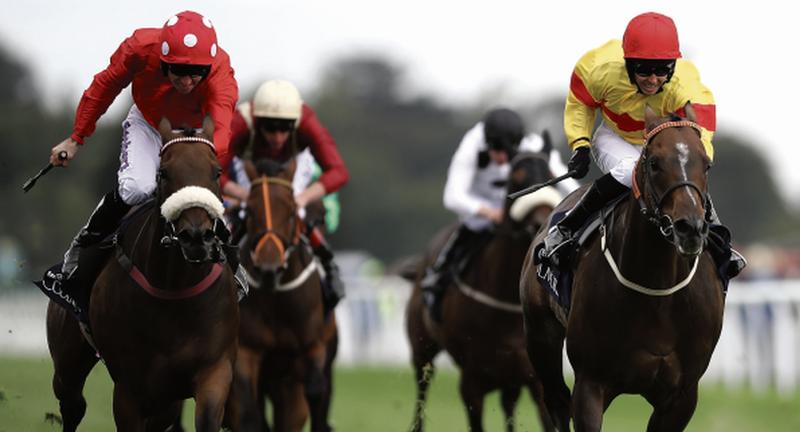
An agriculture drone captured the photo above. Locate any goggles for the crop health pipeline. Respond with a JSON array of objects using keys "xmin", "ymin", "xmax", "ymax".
[
  {"xmin": 633, "ymin": 61, "xmax": 675, "ymax": 78},
  {"xmin": 257, "ymin": 118, "xmax": 295, "ymax": 133},
  {"xmin": 165, "ymin": 63, "xmax": 211, "ymax": 78}
]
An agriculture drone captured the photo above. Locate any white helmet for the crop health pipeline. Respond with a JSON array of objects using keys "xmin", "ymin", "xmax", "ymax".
[{"xmin": 252, "ymin": 80, "xmax": 303, "ymax": 123}]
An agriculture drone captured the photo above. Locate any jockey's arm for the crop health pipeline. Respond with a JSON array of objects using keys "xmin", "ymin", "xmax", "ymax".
[
  {"xmin": 295, "ymin": 181, "xmax": 326, "ymax": 209},
  {"xmin": 223, "ymin": 180, "xmax": 249, "ymax": 202}
]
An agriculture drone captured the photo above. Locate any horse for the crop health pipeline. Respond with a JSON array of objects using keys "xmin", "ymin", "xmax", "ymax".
[
  {"xmin": 405, "ymin": 151, "xmax": 560, "ymax": 432},
  {"xmin": 225, "ymin": 158, "xmax": 334, "ymax": 432},
  {"xmin": 520, "ymin": 104, "xmax": 725, "ymax": 431},
  {"xmin": 46, "ymin": 116, "xmax": 239, "ymax": 431}
]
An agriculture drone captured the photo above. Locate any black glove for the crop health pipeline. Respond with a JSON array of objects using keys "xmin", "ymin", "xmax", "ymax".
[{"xmin": 568, "ymin": 147, "xmax": 592, "ymax": 179}]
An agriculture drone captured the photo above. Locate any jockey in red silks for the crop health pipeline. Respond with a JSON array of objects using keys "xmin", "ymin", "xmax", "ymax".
[
  {"xmin": 45, "ymin": 11, "xmax": 245, "ymax": 292},
  {"xmin": 223, "ymin": 79, "xmax": 350, "ymax": 312}
]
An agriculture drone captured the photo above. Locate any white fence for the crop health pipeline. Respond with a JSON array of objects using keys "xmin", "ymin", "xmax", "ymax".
[{"xmin": 3, "ymin": 277, "xmax": 800, "ymax": 395}]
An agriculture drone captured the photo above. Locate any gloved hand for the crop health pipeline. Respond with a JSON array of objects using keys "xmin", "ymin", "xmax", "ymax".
[{"xmin": 568, "ymin": 147, "xmax": 592, "ymax": 179}]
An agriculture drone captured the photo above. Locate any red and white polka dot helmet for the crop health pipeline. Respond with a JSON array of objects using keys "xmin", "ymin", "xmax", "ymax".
[{"xmin": 159, "ymin": 11, "xmax": 218, "ymax": 66}]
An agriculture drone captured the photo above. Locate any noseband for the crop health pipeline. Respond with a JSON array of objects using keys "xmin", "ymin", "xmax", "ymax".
[
  {"xmin": 634, "ymin": 120, "xmax": 710, "ymax": 240},
  {"xmin": 249, "ymin": 176, "xmax": 302, "ymax": 269}
]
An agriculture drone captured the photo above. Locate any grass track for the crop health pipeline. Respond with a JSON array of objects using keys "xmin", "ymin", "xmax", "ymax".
[{"xmin": 1, "ymin": 357, "xmax": 798, "ymax": 431}]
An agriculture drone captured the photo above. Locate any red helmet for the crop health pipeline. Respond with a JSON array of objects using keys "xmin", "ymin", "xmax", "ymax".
[
  {"xmin": 622, "ymin": 12, "xmax": 682, "ymax": 60},
  {"xmin": 159, "ymin": 11, "xmax": 218, "ymax": 65}
]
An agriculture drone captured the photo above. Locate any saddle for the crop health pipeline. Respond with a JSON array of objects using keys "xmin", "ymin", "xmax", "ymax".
[
  {"xmin": 533, "ymin": 195, "xmax": 626, "ymax": 315},
  {"xmin": 34, "ymin": 201, "xmax": 156, "ymax": 326}
]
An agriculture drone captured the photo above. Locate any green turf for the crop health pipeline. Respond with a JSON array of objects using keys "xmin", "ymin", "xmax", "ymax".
[{"xmin": 0, "ymin": 357, "xmax": 798, "ymax": 431}]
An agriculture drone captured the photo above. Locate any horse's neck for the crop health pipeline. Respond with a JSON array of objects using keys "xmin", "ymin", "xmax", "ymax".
[
  {"xmin": 612, "ymin": 198, "xmax": 690, "ymax": 282},
  {"xmin": 469, "ymin": 226, "xmax": 529, "ymax": 293}
]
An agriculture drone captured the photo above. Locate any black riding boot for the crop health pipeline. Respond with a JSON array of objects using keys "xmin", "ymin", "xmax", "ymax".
[
  {"xmin": 705, "ymin": 197, "xmax": 747, "ymax": 280},
  {"xmin": 543, "ymin": 173, "xmax": 628, "ymax": 261},
  {"xmin": 420, "ymin": 226, "xmax": 474, "ymax": 323},
  {"xmin": 62, "ymin": 189, "xmax": 131, "ymax": 278},
  {"xmin": 314, "ymin": 241, "xmax": 345, "ymax": 314}
]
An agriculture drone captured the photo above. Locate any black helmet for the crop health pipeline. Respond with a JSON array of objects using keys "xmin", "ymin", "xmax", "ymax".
[{"xmin": 483, "ymin": 108, "xmax": 525, "ymax": 153}]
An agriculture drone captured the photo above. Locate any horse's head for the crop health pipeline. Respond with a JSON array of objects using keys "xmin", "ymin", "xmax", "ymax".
[
  {"xmin": 157, "ymin": 116, "xmax": 226, "ymax": 263},
  {"xmin": 505, "ymin": 150, "xmax": 560, "ymax": 235},
  {"xmin": 245, "ymin": 158, "xmax": 299, "ymax": 285},
  {"xmin": 635, "ymin": 103, "xmax": 712, "ymax": 257}
]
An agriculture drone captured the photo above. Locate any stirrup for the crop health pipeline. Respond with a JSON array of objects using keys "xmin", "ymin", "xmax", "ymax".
[
  {"xmin": 234, "ymin": 264, "xmax": 249, "ymax": 301},
  {"xmin": 543, "ymin": 226, "xmax": 572, "ymax": 257}
]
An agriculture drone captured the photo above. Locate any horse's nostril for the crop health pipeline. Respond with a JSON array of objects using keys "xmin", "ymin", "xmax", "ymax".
[{"xmin": 674, "ymin": 219, "xmax": 705, "ymax": 236}]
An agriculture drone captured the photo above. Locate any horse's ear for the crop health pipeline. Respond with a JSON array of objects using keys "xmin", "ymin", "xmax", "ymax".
[
  {"xmin": 683, "ymin": 102, "xmax": 697, "ymax": 122},
  {"xmin": 644, "ymin": 105, "xmax": 660, "ymax": 131},
  {"xmin": 158, "ymin": 117, "xmax": 173, "ymax": 139},
  {"xmin": 202, "ymin": 115, "xmax": 215, "ymax": 139}
]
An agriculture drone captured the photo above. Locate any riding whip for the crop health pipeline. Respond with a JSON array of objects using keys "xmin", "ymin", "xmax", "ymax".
[
  {"xmin": 507, "ymin": 170, "xmax": 579, "ymax": 200},
  {"xmin": 22, "ymin": 151, "xmax": 67, "ymax": 193}
]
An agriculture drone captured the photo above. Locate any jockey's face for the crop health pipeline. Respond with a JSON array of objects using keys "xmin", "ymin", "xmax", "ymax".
[
  {"xmin": 257, "ymin": 118, "xmax": 294, "ymax": 151},
  {"xmin": 488, "ymin": 148, "xmax": 509, "ymax": 165},
  {"xmin": 633, "ymin": 71, "xmax": 668, "ymax": 95},
  {"xmin": 167, "ymin": 71, "xmax": 203, "ymax": 94}
]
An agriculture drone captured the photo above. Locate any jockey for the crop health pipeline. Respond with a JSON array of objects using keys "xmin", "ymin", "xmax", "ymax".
[
  {"xmin": 542, "ymin": 12, "xmax": 746, "ymax": 276},
  {"xmin": 223, "ymin": 79, "xmax": 350, "ymax": 312},
  {"xmin": 45, "ymin": 11, "xmax": 245, "ymax": 292},
  {"xmin": 421, "ymin": 108, "xmax": 578, "ymax": 321}
]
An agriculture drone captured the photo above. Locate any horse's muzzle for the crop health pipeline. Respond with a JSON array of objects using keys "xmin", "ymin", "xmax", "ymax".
[
  {"xmin": 672, "ymin": 217, "xmax": 708, "ymax": 257},
  {"xmin": 176, "ymin": 227, "xmax": 220, "ymax": 263}
]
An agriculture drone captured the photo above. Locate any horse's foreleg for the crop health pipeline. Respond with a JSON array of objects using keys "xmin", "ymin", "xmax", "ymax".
[
  {"xmin": 304, "ymin": 341, "xmax": 330, "ymax": 432},
  {"xmin": 227, "ymin": 347, "xmax": 267, "ymax": 431},
  {"xmin": 112, "ymin": 384, "xmax": 146, "ymax": 432},
  {"xmin": 645, "ymin": 383, "xmax": 698, "ymax": 432},
  {"xmin": 500, "ymin": 386, "xmax": 521, "ymax": 432},
  {"xmin": 571, "ymin": 376, "xmax": 605, "ymax": 432},
  {"xmin": 407, "ymin": 290, "xmax": 441, "ymax": 432},
  {"xmin": 522, "ymin": 306, "xmax": 571, "ymax": 431},
  {"xmin": 47, "ymin": 302, "xmax": 100, "ymax": 432},
  {"xmin": 272, "ymin": 378, "xmax": 309, "ymax": 432},
  {"xmin": 458, "ymin": 373, "xmax": 488, "ymax": 432},
  {"xmin": 193, "ymin": 359, "xmax": 234, "ymax": 432}
]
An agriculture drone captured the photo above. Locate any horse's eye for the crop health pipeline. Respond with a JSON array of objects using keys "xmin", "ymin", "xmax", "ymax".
[
  {"xmin": 215, "ymin": 168, "xmax": 222, "ymax": 180},
  {"xmin": 158, "ymin": 168, "xmax": 168, "ymax": 181},
  {"xmin": 705, "ymin": 162, "xmax": 713, "ymax": 173},
  {"xmin": 648, "ymin": 158, "xmax": 660, "ymax": 172}
]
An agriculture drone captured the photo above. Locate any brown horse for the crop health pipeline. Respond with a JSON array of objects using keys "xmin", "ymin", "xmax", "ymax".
[
  {"xmin": 520, "ymin": 105, "xmax": 725, "ymax": 431},
  {"xmin": 405, "ymin": 151, "xmax": 559, "ymax": 432},
  {"xmin": 225, "ymin": 158, "xmax": 333, "ymax": 432},
  {"xmin": 46, "ymin": 117, "xmax": 239, "ymax": 431}
]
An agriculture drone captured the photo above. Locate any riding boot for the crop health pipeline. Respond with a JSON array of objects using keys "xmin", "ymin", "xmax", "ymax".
[
  {"xmin": 706, "ymin": 197, "xmax": 747, "ymax": 279},
  {"xmin": 309, "ymin": 227, "xmax": 345, "ymax": 313},
  {"xmin": 543, "ymin": 173, "xmax": 628, "ymax": 262},
  {"xmin": 62, "ymin": 189, "xmax": 131, "ymax": 278},
  {"xmin": 421, "ymin": 226, "xmax": 473, "ymax": 323}
]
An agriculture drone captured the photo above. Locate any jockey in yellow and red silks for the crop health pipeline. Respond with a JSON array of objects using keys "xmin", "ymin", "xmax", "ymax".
[{"xmin": 542, "ymin": 12, "xmax": 743, "ymax": 279}]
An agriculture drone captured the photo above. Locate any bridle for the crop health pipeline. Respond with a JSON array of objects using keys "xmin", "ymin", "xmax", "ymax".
[
  {"xmin": 633, "ymin": 120, "xmax": 710, "ymax": 241},
  {"xmin": 248, "ymin": 175, "xmax": 302, "ymax": 270},
  {"xmin": 156, "ymin": 135, "xmax": 228, "ymax": 264}
]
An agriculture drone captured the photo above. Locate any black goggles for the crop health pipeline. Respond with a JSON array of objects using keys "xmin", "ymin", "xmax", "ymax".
[
  {"xmin": 257, "ymin": 118, "xmax": 294, "ymax": 133},
  {"xmin": 634, "ymin": 62, "xmax": 675, "ymax": 78},
  {"xmin": 165, "ymin": 63, "xmax": 211, "ymax": 78}
]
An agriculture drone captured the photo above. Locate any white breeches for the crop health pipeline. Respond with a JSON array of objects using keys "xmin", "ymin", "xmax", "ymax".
[
  {"xmin": 117, "ymin": 105, "xmax": 162, "ymax": 205},
  {"xmin": 591, "ymin": 122, "xmax": 643, "ymax": 187}
]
